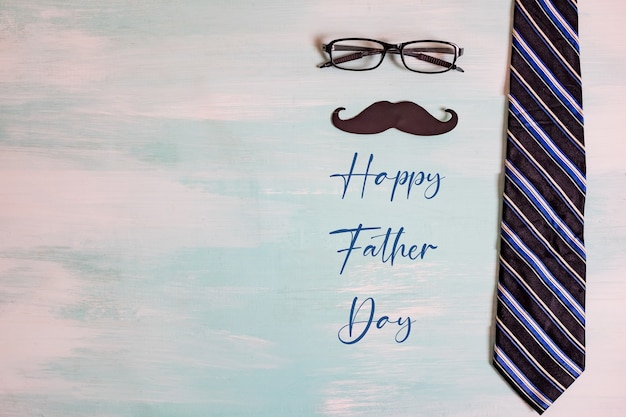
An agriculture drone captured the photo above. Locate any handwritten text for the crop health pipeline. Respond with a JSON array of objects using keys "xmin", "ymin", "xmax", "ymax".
[
  {"xmin": 329, "ymin": 224, "xmax": 438, "ymax": 274},
  {"xmin": 338, "ymin": 296, "xmax": 415, "ymax": 344},
  {"xmin": 330, "ymin": 152, "xmax": 443, "ymax": 201}
]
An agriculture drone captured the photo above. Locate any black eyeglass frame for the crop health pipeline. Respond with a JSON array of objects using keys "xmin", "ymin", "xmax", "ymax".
[{"xmin": 320, "ymin": 38, "xmax": 464, "ymax": 73}]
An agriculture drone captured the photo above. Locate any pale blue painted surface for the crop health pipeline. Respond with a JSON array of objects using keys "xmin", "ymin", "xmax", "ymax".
[{"xmin": 0, "ymin": 1, "xmax": 625, "ymax": 416}]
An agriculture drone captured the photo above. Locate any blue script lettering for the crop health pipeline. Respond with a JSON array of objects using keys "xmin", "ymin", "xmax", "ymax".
[
  {"xmin": 329, "ymin": 224, "xmax": 438, "ymax": 274},
  {"xmin": 338, "ymin": 297, "xmax": 415, "ymax": 344},
  {"xmin": 329, "ymin": 152, "xmax": 443, "ymax": 201}
]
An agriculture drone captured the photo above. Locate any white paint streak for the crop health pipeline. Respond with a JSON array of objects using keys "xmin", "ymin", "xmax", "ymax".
[
  {"xmin": 0, "ymin": 21, "xmax": 109, "ymax": 88},
  {"xmin": 0, "ymin": 259, "xmax": 93, "ymax": 394},
  {"xmin": 0, "ymin": 151, "xmax": 292, "ymax": 251}
]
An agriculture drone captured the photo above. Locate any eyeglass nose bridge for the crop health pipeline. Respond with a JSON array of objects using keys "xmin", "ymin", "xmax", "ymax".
[
  {"xmin": 377, "ymin": 41, "xmax": 402, "ymax": 54},
  {"xmin": 360, "ymin": 42, "xmax": 409, "ymax": 71},
  {"xmin": 379, "ymin": 44, "xmax": 406, "ymax": 68}
]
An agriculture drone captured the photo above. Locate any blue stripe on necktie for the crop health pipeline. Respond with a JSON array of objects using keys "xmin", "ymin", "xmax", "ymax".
[
  {"xmin": 536, "ymin": 0, "xmax": 579, "ymax": 52},
  {"xmin": 516, "ymin": 2, "xmax": 581, "ymax": 84},
  {"xmin": 503, "ymin": 194, "xmax": 586, "ymax": 290},
  {"xmin": 512, "ymin": 34, "xmax": 583, "ymax": 123},
  {"xmin": 501, "ymin": 223, "xmax": 586, "ymax": 326},
  {"xmin": 564, "ymin": 0, "xmax": 578, "ymax": 14},
  {"xmin": 498, "ymin": 284, "xmax": 583, "ymax": 377},
  {"xmin": 504, "ymin": 163, "xmax": 586, "ymax": 259},
  {"xmin": 500, "ymin": 257, "xmax": 586, "ymax": 352},
  {"xmin": 494, "ymin": 346, "xmax": 553, "ymax": 411},
  {"xmin": 509, "ymin": 97, "xmax": 586, "ymax": 192},
  {"xmin": 507, "ymin": 131, "xmax": 584, "ymax": 224},
  {"xmin": 496, "ymin": 320, "xmax": 567, "ymax": 392},
  {"xmin": 510, "ymin": 69, "xmax": 584, "ymax": 154}
]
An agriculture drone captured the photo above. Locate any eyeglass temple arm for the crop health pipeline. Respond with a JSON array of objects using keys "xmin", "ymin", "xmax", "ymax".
[{"xmin": 403, "ymin": 50, "xmax": 464, "ymax": 72}]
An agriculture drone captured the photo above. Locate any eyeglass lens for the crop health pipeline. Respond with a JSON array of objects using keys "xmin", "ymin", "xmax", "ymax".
[
  {"xmin": 330, "ymin": 40, "xmax": 385, "ymax": 70},
  {"xmin": 401, "ymin": 41, "xmax": 457, "ymax": 73}
]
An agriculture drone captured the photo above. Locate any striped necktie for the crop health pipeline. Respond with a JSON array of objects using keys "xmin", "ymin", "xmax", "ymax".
[{"xmin": 493, "ymin": 0, "xmax": 585, "ymax": 414}]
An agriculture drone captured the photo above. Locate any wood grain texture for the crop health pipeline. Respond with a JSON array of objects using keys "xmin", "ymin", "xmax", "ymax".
[{"xmin": 0, "ymin": 0, "xmax": 624, "ymax": 416}]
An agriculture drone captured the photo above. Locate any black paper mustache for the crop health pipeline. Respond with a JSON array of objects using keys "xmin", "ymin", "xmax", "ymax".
[{"xmin": 331, "ymin": 101, "xmax": 458, "ymax": 136}]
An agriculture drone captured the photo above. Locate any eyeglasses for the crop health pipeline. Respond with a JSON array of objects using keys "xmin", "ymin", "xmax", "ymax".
[{"xmin": 319, "ymin": 38, "xmax": 464, "ymax": 73}]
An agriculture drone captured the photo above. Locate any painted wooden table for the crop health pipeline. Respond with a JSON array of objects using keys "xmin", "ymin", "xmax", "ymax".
[{"xmin": 1, "ymin": 1, "xmax": 624, "ymax": 416}]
